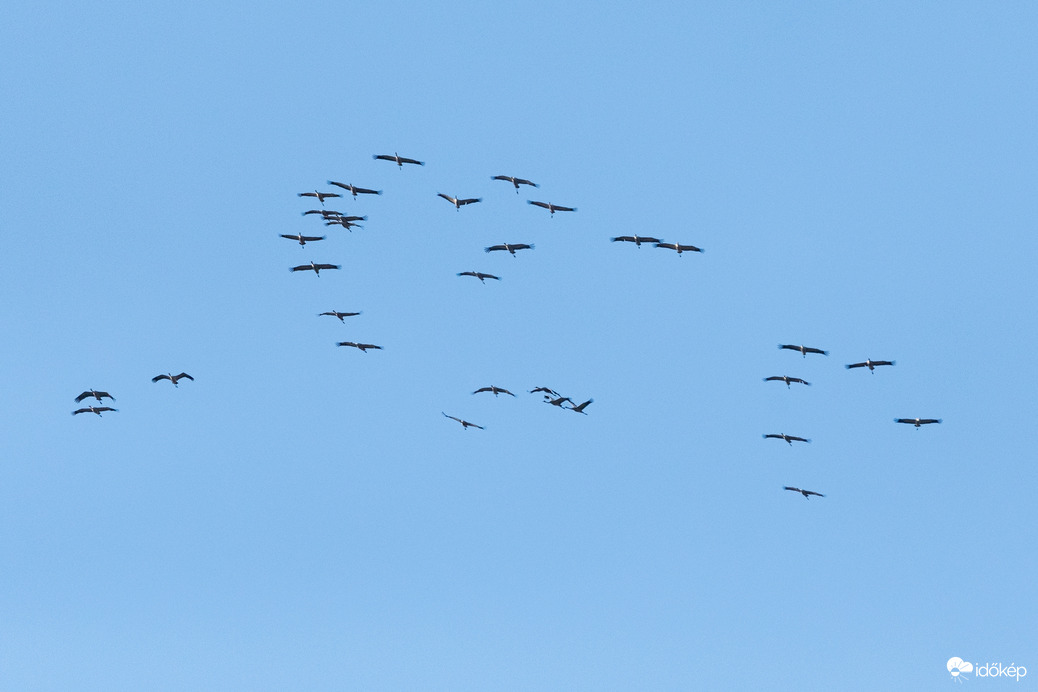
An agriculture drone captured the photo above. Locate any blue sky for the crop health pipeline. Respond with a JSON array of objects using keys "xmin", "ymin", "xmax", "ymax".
[{"xmin": 2, "ymin": 2, "xmax": 1037, "ymax": 689}]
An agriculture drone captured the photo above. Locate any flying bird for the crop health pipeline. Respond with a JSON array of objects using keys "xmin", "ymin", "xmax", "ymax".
[
  {"xmin": 327, "ymin": 181, "xmax": 382, "ymax": 197},
  {"xmin": 764, "ymin": 376, "xmax": 811, "ymax": 388},
  {"xmin": 485, "ymin": 243, "xmax": 534, "ymax": 256},
  {"xmin": 337, "ymin": 342, "xmax": 382, "ymax": 352},
  {"xmin": 72, "ymin": 406, "xmax": 118, "ymax": 416},
  {"xmin": 568, "ymin": 398, "xmax": 593, "ymax": 414},
  {"xmin": 763, "ymin": 433, "xmax": 811, "ymax": 446},
  {"xmin": 437, "ymin": 193, "xmax": 482, "ymax": 210},
  {"xmin": 528, "ymin": 200, "xmax": 576, "ymax": 215},
  {"xmin": 75, "ymin": 390, "xmax": 115, "ymax": 403},
  {"xmin": 472, "ymin": 386, "xmax": 516, "ymax": 397},
  {"xmin": 655, "ymin": 242, "xmax": 704, "ymax": 255},
  {"xmin": 779, "ymin": 344, "xmax": 829, "ymax": 357},
  {"xmin": 846, "ymin": 359, "xmax": 895, "ymax": 372},
  {"xmin": 297, "ymin": 190, "xmax": 341, "ymax": 205},
  {"xmin": 545, "ymin": 395, "xmax": 574, "ymax": 408},
  {"xmin": 280, "ymin": 233, "xmax": 326, "ymax": 247},
  {"xmin": 611, "ymin": 235, "xmax": 662, "ymax": 247},
  {"xmin": 152, "ymin": 372, "xmax": 194, "ymax": 387},
  {"xmin": 457, "ymin": 271, "xmax": 500, "ymax": 283},
  {"xmin": 491, "ymin": 175, "xmax": 538, "ymax": 192},
  {"xmin": 442, "ymin": 412, "xmax": 484, "ymax": 430},
  {"xmin": 894, "ymin": 418, "xmax": 942, "ymax": 428},
  {"xmin": 784, "ymin": 486, "xmax": 825, "ymax": 499},
  {"xmin": 303, "ymin": 209, "xmax": 348, "ymax": 218},
  {"xmin": 373, "ymin": 152, "xmax": 424, "ymax": 167},
  {"xmin": 529, "ymin": 386, "xmax": 561, "ymax": 397},
  {"xmin": 324, "ymin": 218, "xmax": 364, "ymax": 231},
  {"xmin": 290, "ymin": 262, "xmax": 340, "ymax": 276},
  {"xmin": 319, "ymin": 310, "xmax": 361, "ymax": 322}
]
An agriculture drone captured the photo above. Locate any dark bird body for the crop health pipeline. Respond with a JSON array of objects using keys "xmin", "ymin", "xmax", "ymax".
[
  {"xmin": 779, "ymin": 344, "xmax": 829, "ymax": 358},
  {"xmin": 492, "ymin": 175, "xmax": 538, "ymax": 193},
  {"xmin": 764, "ymin": 376, "xmax": 811, "ymax": 388},
  {"xmin": 290, "ymin": 262, "xmax": 340, "ymax": 276},
  {"xmin": 72, "ymin": 406, "xmax": 118, "ymax": 416},
  {"xmin": 764, "ymin": 433, "xmax": 811, "ymax": 445},
  {"xmin": 75, "ymin": 390, "xmax": 115, "ymax": 403},
  {"xmin": 373, "ymin": 152, "xmax": 424, "ymax": 167},
  {"xmin": 152, "ymin": 372, "xmax": 193, "ymax": 387},
  {"xmin": 443, "ymin": 412, "xmax": 483, "ymax": 430},
  {"xmin": 784, "ymin": 486, "xmax": 825, "ymax": 499},
  {"xmin": 528, "ymin": 200, "xmax": 576, "ymax": 215},
  {"xmin": 485, "ymin": 243, "xmax": 534, "ymax": 256},
  {"xmin": 530, "ymin": 386, "xmax": 560, "ymax": 397}
]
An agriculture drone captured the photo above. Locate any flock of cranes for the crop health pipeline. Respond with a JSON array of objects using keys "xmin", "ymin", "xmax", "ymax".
[
  {"xmin": 761, "ymin": 343, "xmax": 942, "ymax": 500},
  {"xmin": 71, "ymin": 373, "xmax": 192, "ymax": 416},
  {"xmin": 74, "ymin": 149, "xmax": 943, "ymax": 504}
]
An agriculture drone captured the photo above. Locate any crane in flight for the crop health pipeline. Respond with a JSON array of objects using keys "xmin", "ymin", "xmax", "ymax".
[
  {"xmin": 764, "ymin": 376, "xmax": 811, "ymax": 388},
  {"xmin": 784, "ymin": 486, "xmax": 824, "ymax": 499},
  {"xmin": 763, "ymin": 433, "xmax": 811, "ymax": 446},
  {"xmin": 779, "ymin": 344, "xmax": 829, "ymax": 358},
  {"xmin": 527, "ymin": 200, "xmax": 576, "ymax": 216},
  {"xmin": 472, "ymin": 386, "xmax": 516, "ymax": 397},
  {"xmin": 280, "ymin": 233, "xmax": 326, "ymax": 247},
  {"xmin": 485, "ymin": 243, "xmax": 534, "ymax": 256},
  {"xmin": 290, "ymin": 262, "xmax": 340, "ymax": 276},
  {"xmin": 72, "ymin": 406, "xmax": 118, "ymax": 416},
  {"xmin": 611, "ymin": 235, "xmax": 662, "ymax": 247},
  {"xmin": 152, "ymin": 372, "xmax": 193, "ymax": 387},
  {"xmin": 75, "ymin": 390, "xmax": 115, "ymax": 403},
  {"xmin": 846, "ymin": 359, "xmax": 895, "ymax": 372},
  {"xmin": 327, "ymin": 181, "xmax": 382, "ymax": 197},
  {"xmin": 373, "ymin": 152, "xmax": 424, "ymax": 168},
  {"xmin": 298, "ymin": 190, "xmax": 341, "ymax": 205},
  {"xmin": 457, "ymin": 271, "xmax": 500, "ymax": 283},
  {"xmin": 655, "ymin": 242, "xmax": 704, "ymax": 255},
  {"xmin": 442, "ymin": 412, "xmax": 484, "ymax": 430},
  {"xmin": 319, "ymin": 310, "xmax": 361, "ymax": 322},
  {"xmin": 337, "ymin": 342, "xmax": 382, "ymax": 352},
  {"xmin": 894, "ymin": 418, "xmax": 942, "ymax": 428},
  {"xmin": 491, "ymin": 175, "xmax": 538, "ymax": 193},
  {"xmin": 437, "ymin": 193, "xmax": 482, "ymax": 210}
]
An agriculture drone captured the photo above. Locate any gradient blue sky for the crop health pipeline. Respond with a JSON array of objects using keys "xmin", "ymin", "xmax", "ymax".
[{"xmin": 3, "ymin": 2, "xmax": 1037, "ymax": 690}]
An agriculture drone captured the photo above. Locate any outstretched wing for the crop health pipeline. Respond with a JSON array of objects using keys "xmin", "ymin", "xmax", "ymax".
[{"xmin": 152, "ymin": 374, "xmax": 171, "ymax": 382}]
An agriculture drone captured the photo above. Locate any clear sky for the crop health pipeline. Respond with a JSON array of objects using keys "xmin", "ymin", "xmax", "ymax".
[{"xmin": 2, "ymin": 2, "xmax": 1037, "ymax": 690}]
